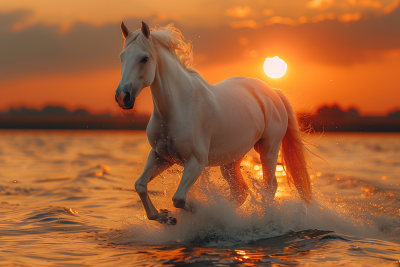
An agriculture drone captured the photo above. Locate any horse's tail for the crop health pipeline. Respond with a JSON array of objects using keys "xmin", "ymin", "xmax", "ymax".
[{"xmin": 275, "ymin": 90, "xmax": 313, "ymax": 204}]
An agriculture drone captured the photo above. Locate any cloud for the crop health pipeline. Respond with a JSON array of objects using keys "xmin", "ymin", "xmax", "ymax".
[
  {"xmin": 0, "ymin": 6, "xmax": 399, "ymax": 82},
  {"xmin": 384, "ymin": 0, "xmax": 400, "ymax": 13},
  {"xmin": 196, "ymin": 6, "xmax": 400, "ymax": 64},
  {"xmin": 0, "ymin": 10, "xmax": 164, "ymax": 80},
  {"xmin": 195, "ymin": 7, "xmax": 400, "ymax": 68},
  {"xmin": 0, "ymin": 9, "xmax": 31, "ymax": 31},
  {"xmin": 3, "ymin": 0, "xmax": 397, "ymax": 31},
  {"xmin": 225, "ymin": 6, "xmax": 252, "ymax": 18},
  {"xmin": 306, "ymin": 0, "xmax": 335, "ymax": 10}
]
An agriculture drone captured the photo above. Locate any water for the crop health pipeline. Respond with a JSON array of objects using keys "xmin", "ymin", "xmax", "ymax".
[{"xmin": 1, "ymin": 130, "xmax": 400, "ymax": 266}]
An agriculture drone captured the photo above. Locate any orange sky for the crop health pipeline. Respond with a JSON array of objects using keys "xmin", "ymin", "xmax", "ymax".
[{"xmin": 1, "ymin": 0, "xmax": 399, "ymax": 116}]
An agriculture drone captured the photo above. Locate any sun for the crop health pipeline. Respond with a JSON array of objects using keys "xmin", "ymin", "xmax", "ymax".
[{"xmin": 263, "ymin": 56, "xmax": 287, "ymax": 78}]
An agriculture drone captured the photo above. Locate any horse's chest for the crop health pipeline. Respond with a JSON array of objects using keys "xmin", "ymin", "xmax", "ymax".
[{"xmin": 151, "ymin": 135, "xmax": 183, "ymax": 164}]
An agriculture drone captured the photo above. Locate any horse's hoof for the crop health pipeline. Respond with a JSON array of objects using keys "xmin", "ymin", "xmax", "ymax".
[
  {"xmin": 167, "ymin": 217, "xmax": 177, "ymax": 225},
  {"xmin": 173, "ymin": 198, "xmax": 186, "ymax": 209},
  {"xmin": 157, "ymin": 209, "xmax": 177, "ymax": 225}
]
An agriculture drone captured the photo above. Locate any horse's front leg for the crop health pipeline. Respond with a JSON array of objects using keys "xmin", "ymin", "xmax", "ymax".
[
  {"xmin": 172, "ymin": 155, "xmax": 207, "ymax": 209},
  {"xmin": 135, "ymin": 149, "xmax": 174, "ymax": 223}
]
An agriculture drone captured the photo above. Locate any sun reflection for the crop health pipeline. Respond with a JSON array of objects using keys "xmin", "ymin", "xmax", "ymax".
[
  {"xmin": 69, "ymin": 208, "xmax": 78, "ymax": 215},
  {"xmin": 236, "ymin": 250, "xmax": 246, "ymax": 255},
  {"xmin": 240, "ymin": 151, "xmax": 292, "ymax": 202},
  {"xmin": 233, "ymin": 249, "xmax": 267, "ymax": 262}
]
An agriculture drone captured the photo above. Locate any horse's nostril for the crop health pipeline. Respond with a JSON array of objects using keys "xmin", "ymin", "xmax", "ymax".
[
  {"xmin": 123, "ymin": 92, "xmax": 131, "ymax": 105},
  {"xmin": 115, "ymin": 94, "xmax": 118, "ymax": 103}
]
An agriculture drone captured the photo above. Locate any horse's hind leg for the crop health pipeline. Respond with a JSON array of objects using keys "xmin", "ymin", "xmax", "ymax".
[
  {"xmin": 254, "ymin": 139, "xmax": 281, "ymax": 198},
  {"xmin": 220, "ymin": 158, "xmax": 249, "ymax": 207}
]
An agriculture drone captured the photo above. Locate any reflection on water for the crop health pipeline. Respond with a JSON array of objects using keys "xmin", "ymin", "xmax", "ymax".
[{"xmin": 0, "ymin": 130, "xmax": 400, "ymax": 266}]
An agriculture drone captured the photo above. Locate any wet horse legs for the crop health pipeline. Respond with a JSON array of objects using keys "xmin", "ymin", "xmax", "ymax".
[
  {"xmin": 255, "ymin": 139, "xmax": 281, "ymax": 199},
  {"xmin": 172, "ymin": 155, "xmax": 206, "ymax": 209},
  {"xmin": 135, "ymin": 149, "xmax": 174, "ymax": 223},
  {"xmin": 220, "ymin": 158, "xmax": 249, "ymax": 207}
]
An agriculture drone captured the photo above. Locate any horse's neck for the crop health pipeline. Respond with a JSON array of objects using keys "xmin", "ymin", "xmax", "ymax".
[{"xmin": 150, "ymin": 50, "xmax": 198, "ymax": 118}]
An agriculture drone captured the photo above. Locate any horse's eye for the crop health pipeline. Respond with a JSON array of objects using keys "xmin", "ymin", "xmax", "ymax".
[{"xmin": 140, "ymin": 57, "xmax": 149, "ymax": 63}]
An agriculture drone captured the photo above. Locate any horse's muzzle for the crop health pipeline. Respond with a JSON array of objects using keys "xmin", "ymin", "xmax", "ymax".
[{"xmin": 115, "ymin": 84, "xmax": 135, "ymax": 109}]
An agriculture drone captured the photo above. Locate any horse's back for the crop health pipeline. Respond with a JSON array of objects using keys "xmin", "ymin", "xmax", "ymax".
[
  {"xmin": 212, "ymin": 77, "xmax": 288, "ymax": 134},
  {"xmin": 206, "ymin": 77, "xmax": 288, "ymax": 165}
]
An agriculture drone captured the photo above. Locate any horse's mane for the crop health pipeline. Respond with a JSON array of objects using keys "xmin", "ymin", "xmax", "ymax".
[{"xmin": 124, "ymin": 23, "xmax": 198, "ymax": 74}]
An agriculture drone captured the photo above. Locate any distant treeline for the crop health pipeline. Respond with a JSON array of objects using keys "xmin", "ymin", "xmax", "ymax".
[
  {"xmin": 2, "ymin": 104, "xmax": 399, "ymax": 118},
  {"xmin": 300, "ymin": 105, "xmax": 400, "ymax": 132},
  {"xmin": 0, "ymin": 105, "xmax": 150, "ymax": 130},
  {"xmin": 0, "ymin": 106, "xmax": 111, "ymax": 117},
  {"xmin": 310, "ymin": 105, "xmax": 400, "ymax": 119},
  {"xmin": 1, "ymin": 105, "xmax": 400, "ymax": 132}
]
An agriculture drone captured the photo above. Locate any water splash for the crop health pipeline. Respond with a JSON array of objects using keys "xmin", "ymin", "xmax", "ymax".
[{"xmin": 110, "ymin": 157, "xmax": 384, "ymax": 247}]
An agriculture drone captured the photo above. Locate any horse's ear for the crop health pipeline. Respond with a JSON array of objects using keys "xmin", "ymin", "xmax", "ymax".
[
  {"xmin": 121, "ymin": 21, "xmax": 132, "ymax": 39},
  {"xmin": 141, "ymin": 21, "xmax": 150, "ymax": 39}
]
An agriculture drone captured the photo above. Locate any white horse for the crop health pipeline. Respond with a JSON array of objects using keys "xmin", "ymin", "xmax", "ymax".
[{"xmin": 115, "ymin": 22, "xmax": 313, "ymax": 225}]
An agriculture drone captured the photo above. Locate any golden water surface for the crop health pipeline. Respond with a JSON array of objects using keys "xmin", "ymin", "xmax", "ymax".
[{"xmin": 1, "ymin": 130, "xmax": 400, "ymax": 266}]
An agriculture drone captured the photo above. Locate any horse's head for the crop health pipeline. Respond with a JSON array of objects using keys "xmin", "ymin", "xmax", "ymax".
[{"xmin": 115, "ymin": 22, "xmax": 156, "ymax": 109}]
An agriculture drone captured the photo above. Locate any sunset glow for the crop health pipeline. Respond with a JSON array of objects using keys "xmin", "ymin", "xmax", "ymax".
[
  {"xmin": 2, "ymin": 2, "xmax": 400, "ymax": 266},
  {"xmin": 263, "ymin": 56, "xmax": 287, "ymax": 78},
  {"xmin": 0, "ymin": 0, "xmax": 399, "ymax": 115}
]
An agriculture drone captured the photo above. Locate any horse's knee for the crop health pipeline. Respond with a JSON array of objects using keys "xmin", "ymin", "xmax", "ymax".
[
  {"xmin": 172, "ymin": 197, "xmax": 186, "ymax": 209},
  {"xmin": 135, "ymin": 181, "xmax": 147, "ymax": 195}
]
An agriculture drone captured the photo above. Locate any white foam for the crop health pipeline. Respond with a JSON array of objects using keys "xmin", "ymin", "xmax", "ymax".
[{"xmin": 113, "ymin": 167, "xmax": 385, "ymax": 246}]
